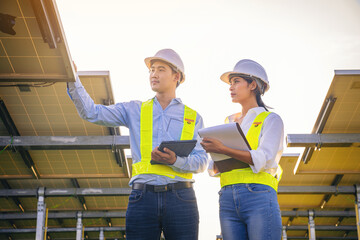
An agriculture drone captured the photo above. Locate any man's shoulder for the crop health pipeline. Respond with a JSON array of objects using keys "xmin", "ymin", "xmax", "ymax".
[
  {"xmin": 182, "ymin": 103, "xmax": 202, "ymax": 117},
  {"xmin": 115, "ymin": 100, "xmax": 142, "ymax": 105}
]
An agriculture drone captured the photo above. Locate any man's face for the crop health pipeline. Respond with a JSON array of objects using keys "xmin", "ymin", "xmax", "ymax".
[{"xmin": 149, "ymin": 61, "xmax": 179, "ymax": 93}]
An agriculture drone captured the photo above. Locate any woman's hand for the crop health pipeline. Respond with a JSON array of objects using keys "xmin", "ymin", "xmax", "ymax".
[
  {"xmin": 200, "ymin": 137, "xmax": 226, "ymax": 154},
  {"xmin": 202, "ymin": 137, "xmax": 254, "ymax": 165}
]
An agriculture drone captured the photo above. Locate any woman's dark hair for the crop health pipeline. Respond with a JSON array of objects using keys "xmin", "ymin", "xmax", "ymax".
[{"xmin": 229, "ymin": 74, "xmax": 272, "ymax": 111}]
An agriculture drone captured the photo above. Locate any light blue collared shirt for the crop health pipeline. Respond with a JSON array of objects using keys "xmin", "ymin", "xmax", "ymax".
[{"xmin": 67, "ymin": 75, "xmax": 208, "ymax": 186}]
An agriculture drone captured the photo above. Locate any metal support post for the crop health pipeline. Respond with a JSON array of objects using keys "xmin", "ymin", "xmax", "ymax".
[
  {"xmin": 355, "ymin": 185, "xmax": 360, "ymax": 239},
  {"xmin": 76, "ymin": 212, "xmax": 83, "ymax": 240},
  {"xmin": 308, "ymin": 210, "xmax": 316, "ymax": 240},
  {"xmin": 35, "ymin": 187, "xmax": 46, "ymax": 240},
  {"xmin": 99, "ymin": 227, "xmax": 104, "ymax": 240},
  {"xmin": 282, "ymin": 226, "xmax": 287, "ymax": 240}
]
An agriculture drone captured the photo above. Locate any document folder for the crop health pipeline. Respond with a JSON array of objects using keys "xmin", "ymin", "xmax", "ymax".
[{"xmin": 198, "ymin": 122, "xmax": 251, "ymax": 173}]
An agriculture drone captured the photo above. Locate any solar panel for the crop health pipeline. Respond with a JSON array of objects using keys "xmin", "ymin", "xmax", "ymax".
[
  {"xmin": 0, "ymin": 71, "xmax": 130, "ymax": 238},
  {"xmin": 294, "ymin": 70, "xmax": 360, "ymax": 174},
  {"xmin": 0, "ymin": 0, "xmax": 75, "ymax": 83},
  {"xmin": 0, "ymin": 71, "xmax": 129, "ymax": 179},
  {"xmin": 280, "ymin": 71, "xmax": 360, "ymax": 236}
]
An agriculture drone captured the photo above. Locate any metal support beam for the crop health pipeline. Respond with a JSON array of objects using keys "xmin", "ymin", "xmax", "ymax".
[
  {"xmin": 30, "ymin": 0, "xmax": 60, "ymax": 49},
  {"xmin": 109, "ymin": 127, "xmax": 130, "ymax": 177},
  {"xmin": 2, "ymin": 210, "xmax": 355, "ymax": 220},
  {"xmin": 0, "ymin": 74, "xmax": 70, "ymax": 81},
  {"xmin": 293, "ymin": 97, "xmax": 336, "ymax": 170},
  {"xmin": 285, "ymin": 237, "xmax": 357, "ymax": 240},
  {"xmin": 308, "ymin": 210, "xmax": 315, "ymax": 240},
  {"xmin": 0, "ymin": 227, "xmax": 125, "ymax": 233},
  {"xmin": 35, "ymin": 187, "xmax": 46, "ymax": 240},
  {"xmin": 282, "ymin": 226, "xmax": 287, "ymax": 240},
  {"xmin": 8, "ymin": 220, "xmax": 17, "ymax": 229},
  {"xmin": 278, "ymin": 185, "xmax": 355, "ymax": 194},
  {"xmin": 99, "ymin": 227, "xmax": 104, "ymax": 240},
  {"xmin": 110, "ymin": 129, "xmax": 125, "ymax": 167},
  {"xmin": 1, "ymin": 225, "xmax": 356, "ymax": 234},
  {"xmin": 106, "ymin": 217, "xmax": 112, "ymax": 227},
  {"xmin": 320, "ymin": 174, "xmax": 343, "ymax": 209},
  {"xmin": 0, "ymin": 173, "xmax": 127, "ymax": 179},
  {"xmin": 355, "ymin": 185, "xmax": 360, "ymax": 239},
  {"xmin": 0, "ymin": 188, "xmax": 132, "ymax": 197},
  {"xmin": 0, "ymin": 136, "xmax": 130, "ymax": 150},
  {"xmin": 0, "ymin": 100, "xmax": 39, "ymax": 178},
  {"xmin": 286, "ymin": 208, "xmax": 298, "ymax": 226},
  {"xmin": 0, "ymin": 180, "xmax": 25, "ymax": 212},
  {"xmin": 71, "ymin": 179, "xmax": 87, "ymax": 210},
  {"xmin": 281, "ymin": 210, "xmax": 356, "ymax": 217},
  {"xmin": 285, "ymin": 225, "xmax": 356, "ymax": 231},
  {"xmin": 286, "ymin": 133, "xmax": 360, "ymax": 148},
  {"xmin": 103, "ymin": 99, "xmax": 127, "ymax": 170},
  {"xmin": 76, "ymin": 212, "xmax": 83, "ymax": 240},
  {"xmin": 0, "ymin": 211, "xmax": 126, "ymax": 220},
  {"xmin": 1, "ymin": 186, "xmax": 356, "ymax": 198}
]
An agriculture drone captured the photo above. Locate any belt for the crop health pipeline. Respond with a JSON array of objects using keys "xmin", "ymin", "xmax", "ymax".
[{"xmin": 132, "ymin": 182, "xmax": 193, "ymax": 192}]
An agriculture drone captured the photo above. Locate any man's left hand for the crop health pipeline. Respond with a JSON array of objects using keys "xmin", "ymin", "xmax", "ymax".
[{"xmin": 151, "ymin": 147, "xmax": 177, "ymax": 165}]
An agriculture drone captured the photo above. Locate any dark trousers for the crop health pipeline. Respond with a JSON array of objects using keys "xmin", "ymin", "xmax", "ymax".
[{"xmin": 126, "ymin": 187, "xmax": 199, "ymax": 240}]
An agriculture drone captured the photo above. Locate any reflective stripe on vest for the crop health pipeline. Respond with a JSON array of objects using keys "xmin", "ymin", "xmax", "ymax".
[
  {"xmin": 132, "ymin": 99, "xmax": 197, "ymax": 179},
  {"xmin": 220, "ymin": 111, "xmax": 283, "ymax": 191}
]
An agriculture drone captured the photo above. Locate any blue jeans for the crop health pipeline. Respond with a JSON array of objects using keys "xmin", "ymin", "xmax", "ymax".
[
  {"xmin": 219, "ymin": 184, "xmax": 282, "ymax": 240},
  {"xmin": 126, "ymin": 187, "xmax": 199, "ymax": 240}
]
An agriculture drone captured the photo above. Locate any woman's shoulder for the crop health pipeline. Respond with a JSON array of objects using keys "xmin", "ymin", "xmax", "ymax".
[
  {"xmin": 225, "ymin": 112, "xmax": 241, "ymax": 123},
  {"xmin": 264, "ymin": 111, "xmax": 284, "ymax": 126}
]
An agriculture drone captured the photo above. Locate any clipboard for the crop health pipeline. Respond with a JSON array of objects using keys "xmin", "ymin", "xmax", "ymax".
[
  {"xmin": 198, "ymin": 122, "xmax": 251, "ymax": 173},
  {"xmin": 150, "ymin": 140, "xmax": 197, "ymax": 165}
]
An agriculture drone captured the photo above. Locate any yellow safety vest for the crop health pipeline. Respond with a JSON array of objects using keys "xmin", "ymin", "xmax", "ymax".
[
  {"xmin": 220, "ymin": 111, "xmax": 283, "ymax": 191},
  {"xmin": 132, "ymin": 99, "xmax": 197, "ymax": 179}
]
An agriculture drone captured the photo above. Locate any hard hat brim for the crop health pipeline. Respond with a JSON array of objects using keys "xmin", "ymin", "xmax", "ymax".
[
  {"xmin": 144, "ymin": 57, "xmax": 185, "ymax": 83},
  {"xmin": 220, "ymin": 71, "xmax": 270, "ymax": 92}
]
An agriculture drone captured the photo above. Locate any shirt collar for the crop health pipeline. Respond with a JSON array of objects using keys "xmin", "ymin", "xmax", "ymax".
[
  {"xmin": 153, "ymin": 96, "xmax": 182, "ymax": 105},
  {"xmin": 247, "ymin": 106, "xmax": 266, "ymax": 115}
]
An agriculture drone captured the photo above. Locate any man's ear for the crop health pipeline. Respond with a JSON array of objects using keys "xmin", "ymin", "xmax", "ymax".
[{"xmin": 173, "ymin": 72, "xmax": 180, "ymax": 82}]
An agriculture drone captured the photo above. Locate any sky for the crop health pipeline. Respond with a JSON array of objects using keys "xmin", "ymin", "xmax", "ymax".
[{"xmin": 56, "ymin": 0, "xmax": 360, "ymax": 239}]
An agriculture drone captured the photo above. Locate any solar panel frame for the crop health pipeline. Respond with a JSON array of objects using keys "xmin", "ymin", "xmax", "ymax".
[{"xmin": 0, "ymin": 0, "xmax": 76, "ymax": 83}]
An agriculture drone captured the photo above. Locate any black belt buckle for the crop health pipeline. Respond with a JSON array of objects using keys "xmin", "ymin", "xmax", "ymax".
[{"xmin": 154, "ymin": 185, "xmax": 168, "ymax": 192}]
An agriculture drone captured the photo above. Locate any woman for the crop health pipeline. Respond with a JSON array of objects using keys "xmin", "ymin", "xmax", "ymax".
[{"xmin": 201, "ymin": 59, "xmax": 283, "ymax": 240}]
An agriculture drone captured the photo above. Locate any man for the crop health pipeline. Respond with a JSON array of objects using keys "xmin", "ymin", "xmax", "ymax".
[{"xmin": 67, "ymin": 49, "xmax": 208, "ymax": 240}]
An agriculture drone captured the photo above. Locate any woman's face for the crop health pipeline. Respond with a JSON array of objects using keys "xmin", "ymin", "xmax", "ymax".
[{"xmin": 229, "ymin": 76, "xmax": 255, "ymax": 103}]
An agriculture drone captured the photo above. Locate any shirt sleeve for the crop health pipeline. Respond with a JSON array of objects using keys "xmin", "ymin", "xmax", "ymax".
[
  {"xmin": 67, "ymin": 74, "xmax": 131, "ymax": 127},
  {"xmin": 171, "ymin": 114, "xmax": 209, "ymax": 173},
  {"xmin": 249, "ymin": 113, "xmax": 284, "ymax": 173},
  {"xmin": 207, "ymin": 160, "xmax": 220, "ymax": 177}
]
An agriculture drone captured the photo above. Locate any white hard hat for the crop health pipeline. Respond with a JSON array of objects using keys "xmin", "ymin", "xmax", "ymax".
[
  {"xmin": 145, "ymin": 49, "xmax": 185, "ymax": 83},
  {"xmin": 220, "ymin": 59, "xmax": 270, "ymax": 94}
]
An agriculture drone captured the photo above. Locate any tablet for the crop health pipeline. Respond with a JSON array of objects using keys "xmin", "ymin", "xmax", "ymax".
[
  {"xmin": 158, "ymin": 140, "xmax": 197, "ymax": 156},
  {"xmin": 150, "ymin": 140, "xmax": 197, "ymax": 165}
]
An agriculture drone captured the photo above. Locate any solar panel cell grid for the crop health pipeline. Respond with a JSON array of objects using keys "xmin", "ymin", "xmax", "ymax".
[{"xmin": 0, "ymin": 0, "xmax": 75, "ymax": 82}]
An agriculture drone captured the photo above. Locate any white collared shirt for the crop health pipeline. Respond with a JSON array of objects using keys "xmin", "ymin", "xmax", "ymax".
[{"xmin": 208, "ymin": 107, "xmax": 284, "ymax": 177}]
